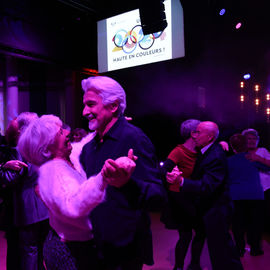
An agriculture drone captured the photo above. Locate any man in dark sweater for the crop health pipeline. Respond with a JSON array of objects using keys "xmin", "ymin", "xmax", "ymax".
[{"xmin": 79, "ymin": 76, "xmax": 166, "ymax": 270}]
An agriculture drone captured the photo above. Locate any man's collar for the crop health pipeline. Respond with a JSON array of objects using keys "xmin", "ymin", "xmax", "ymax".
[
  {"xmin": 96, "ymin": 116, "xmax": 125, "ymax": 141},
  {"xmin": 201, "ymin": 141, "xmax": 215, "ymax": 154}
]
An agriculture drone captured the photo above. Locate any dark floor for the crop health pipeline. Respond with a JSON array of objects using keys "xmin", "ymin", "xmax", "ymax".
[
  {"xmin": 1, "ymin": 213, "xmax": 269, "ymax": 270},
  {"xmin": 144, "ymin": 213, "xmax": 270, "ymax": 270}
]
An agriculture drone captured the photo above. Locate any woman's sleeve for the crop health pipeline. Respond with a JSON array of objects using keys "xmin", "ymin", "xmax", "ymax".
[{"xmin": 39, "ymin": 162, "xmax": 106, "ymax": 218}]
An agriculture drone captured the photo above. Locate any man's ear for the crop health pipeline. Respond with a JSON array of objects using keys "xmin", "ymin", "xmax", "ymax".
[
  {"xmin": 109, "ymin": 101, "xmax": 119, "ymax": 114},
  {"xmin": 208, "ymin": 134, "xmax": 215, "ymax": 143},
  {"xmin": 190, "ymin": 131, "xmax": 197, "ymax": 139}
]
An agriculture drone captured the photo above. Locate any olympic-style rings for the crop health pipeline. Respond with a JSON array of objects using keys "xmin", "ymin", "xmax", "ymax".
[{"xmin": 112, "ymin": 25, "xmax": 163, "ymax": 54}]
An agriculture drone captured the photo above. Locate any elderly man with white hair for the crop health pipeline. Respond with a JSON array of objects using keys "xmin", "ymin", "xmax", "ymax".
[
  {"xmin": 79, "ymin": 76, "xmax": 165, "ymax": 270},
  {"xmin": 18, "ymin": 114, "xmax": 137, "ymax": 270}
]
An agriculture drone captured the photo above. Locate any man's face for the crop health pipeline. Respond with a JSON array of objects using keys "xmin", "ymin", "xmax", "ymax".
[
  {"xmin": 83, "ymin": 90, "xmax": 114, "ymax": 132},
  {"xmin": 194, "ymin": 123, "xmax": 212, "ymax": 149},
  {"xmin": 245, "ymin": 134, "xmax": 258, "ymax": 150}
]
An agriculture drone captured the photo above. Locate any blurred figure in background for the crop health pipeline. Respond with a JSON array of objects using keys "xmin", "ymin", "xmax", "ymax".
[
  {"xmin": 0, "ymin": 112, "xmax": 49, "ymax": 270},
  {"xmin": 69, "ymin": 128, "xmax": 88, "ymax": 143},
  {"xmin": 228, "ymin": 134, "xmax": 266, "ymax": 257},
  {"xmin": 0, "ymin": 132, "xmax": 6, "ymax": 145},
  {"xmin": 0, "ymin": 117, "xmax": 23, "ymax": 270},
  {"xmin": 242, "ymin": 129, "xmax": 270, "ymax": 234},
  {"xmin": 69, "ymin": 128, "xmax": 95, "ymax": 177}
]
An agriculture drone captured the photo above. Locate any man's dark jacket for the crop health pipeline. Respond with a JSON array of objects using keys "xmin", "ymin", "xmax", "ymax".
[
  {"xmin": 80, "ymin": 116, "xmax": 166, "ymax": 265},
  {"xmin": 182, "ymin": 142, "xmax": 243, "ymax": 270},
  {"xmin": 0, "ymin": 145, "xmax": 48, "ymax": 229}
]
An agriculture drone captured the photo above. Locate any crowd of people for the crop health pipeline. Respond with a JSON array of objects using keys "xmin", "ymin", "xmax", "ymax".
[{"xmin": 0, "ymin": 75, "xmax": 270, "ymax": 270}]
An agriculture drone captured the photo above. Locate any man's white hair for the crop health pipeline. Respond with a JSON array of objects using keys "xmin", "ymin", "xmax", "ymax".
[{"xmin": 81, "ymin": 76, "xmax": 126, "ymax": 116}]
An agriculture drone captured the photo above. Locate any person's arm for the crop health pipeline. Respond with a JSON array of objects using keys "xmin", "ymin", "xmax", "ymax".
[
  {"xmin": 253, "ymin": 161, "xmax": 270, "ymax": 171},
  {"xmin": 182, "ymin": 153, "xmax": 227, "ymax": 197},
  {"xmin": 2, "ymin": 160, "xmax": 28, "ymax": 171},
  {"xmin": 160, "ymin": 158, "xmax": 176, "ymax": 186},
  {"xmin": 39, "ymin": 162, "xmax": 106, "ymax": 218},
  {"xmin": 101, "ymin": 149, "xmax": 137, "ymax": 187},
  {"xmin": 39, "ymin": 154, "xmax": 137, "ymax": 218},
  {"xmin": 246, "ymin": 151, "xmax": 270, "ymax": 167},
  {"xmin": 117, "ymin": 132, "xmax": 167, "ymax": 211},
  {"xmin": 166, "ymin": 166, "xmax": 184, "ymax": 191},
  {"xmin": 0, "ymin": 160, "xmax": 27, "ymax": 189}
]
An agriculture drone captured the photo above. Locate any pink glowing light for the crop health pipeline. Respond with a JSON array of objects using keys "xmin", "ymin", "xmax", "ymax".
[{"xmin": 235, "ymin": 22, "xmax": 242, "ymax": 29}]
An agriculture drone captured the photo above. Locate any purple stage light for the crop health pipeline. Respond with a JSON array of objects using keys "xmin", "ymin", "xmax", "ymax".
[{"xmin": 219, "ymin": 9, "xmax": 226, "ymax": 16}]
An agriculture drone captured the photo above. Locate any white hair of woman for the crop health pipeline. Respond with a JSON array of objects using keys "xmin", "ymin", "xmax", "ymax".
[{"xmin": 18, "ymin": 115, "xmax": 62, "ymax": 166}]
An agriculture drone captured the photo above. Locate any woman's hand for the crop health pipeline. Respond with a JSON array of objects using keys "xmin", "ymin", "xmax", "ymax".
[
  {"xmin": 102, "ymin": 149, "xmax": 137, "ymax": 187},
  {"xmin": 166, "ymin": 166, "xmax": 183, "ymax": 192}
]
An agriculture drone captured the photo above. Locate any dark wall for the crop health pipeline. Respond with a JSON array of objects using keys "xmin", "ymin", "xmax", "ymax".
[
  {"xmin": 0, "ymin": 0, "xmax": 98, "ymax": 67},
  {"xmin": 97, "ymin": 0, "xmax": 270, "ymax": 159},
  {"xmin": 1, "ymin": 0, "xmax": 270, "ymax": 160}
]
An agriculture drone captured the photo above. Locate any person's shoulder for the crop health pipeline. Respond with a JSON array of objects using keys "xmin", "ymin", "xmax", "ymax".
[
  {"xmin": 213, "ymin": 142, "xmax": 226, "ymax": 152},
  {"xmin": 257, "ymin": 147, "xmax": 270, "ymax": 155},
  {"xmin": 117, "ymin": 121, "xmax": 156, "ymax": 153},
  {"xmin": 228, "ymin": 153, "xmax": 243, "ymax": 162},
  {"xmin": 170, "ymin": 144, "xmax": 185, "ymax": 154},
  {"xmin": 121, "ymin": 120, "xmax": 149, "ymax": 139},
  {"xmin": 207, "ymin": 142, "xmax": 227, "ymax": 159}
]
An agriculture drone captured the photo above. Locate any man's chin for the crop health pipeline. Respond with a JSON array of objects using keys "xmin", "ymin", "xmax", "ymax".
[{"xmin": 88, "ymin": 121, "xmax": 98, "ymax": 131}]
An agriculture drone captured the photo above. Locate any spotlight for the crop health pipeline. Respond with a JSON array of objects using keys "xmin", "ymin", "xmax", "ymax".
[
  {"xmin": 243, "ymin": 74, "xmax": 251, "ymax": 80},
  {"xmin": 219, "ymin": 9, "xmax": 226, "ymax": 16},
  {"xmin": 159, "ymin": 161, "xmax": 164, "ymax": 167},
  {"xmin": 254, "ymin": 84, "xmax": 260, "ymax": 92},
  {"xmin": 255, "ymin": 98, "xmax": 260, "ymax": 106},
  {"xmin": 235, "ymin": 22, "xmax": 242, "ymax": 29},
  {"xmin": 240, "ymin": 95, "xmax": 245, "ymax": 102}
]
